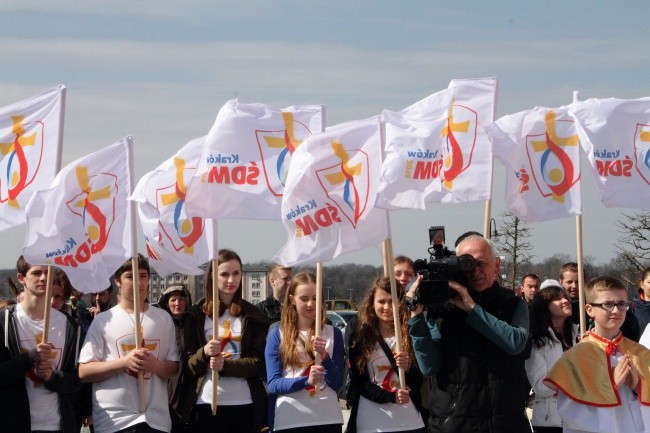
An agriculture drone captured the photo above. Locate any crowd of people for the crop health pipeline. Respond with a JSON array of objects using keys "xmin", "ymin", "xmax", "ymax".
[{"xmin": 1, "ymin": 235, "xmax": 650, "ymax": 433}]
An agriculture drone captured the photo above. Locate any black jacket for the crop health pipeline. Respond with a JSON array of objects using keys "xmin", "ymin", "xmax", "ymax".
[
  {"xmin": 345, "ymin": 328, "xmax": 424, "ymax": 433},
  {"xmin": 177, "ymin": 299, "xmax": 271, "ymax": 431},
  {"xmin": 423, "ymin": 285, "xmax": 531, "ymax": 433},
  {"xmin": 0, "ymin": 305, "xmax": 81, "ymax": 433},
  {"xmin": 255, "ymin": 295, "xmax": 282, "ymax": 323}
]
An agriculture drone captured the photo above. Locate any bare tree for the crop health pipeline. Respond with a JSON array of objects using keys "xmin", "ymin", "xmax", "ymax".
[
  {"xmin": 530, "ymin": 253, "xmax": 572, "ymax": 281},
  {"xmin": 600, "ymin": 253, "xmax": 643, "ymax": 297},
  {"xmin": 493, "ymin": 211, "xmax": 534, "ymax": 289},
  {"xmin": 615, "ymin": 211, "xmax": 650, "ymax": 272}
]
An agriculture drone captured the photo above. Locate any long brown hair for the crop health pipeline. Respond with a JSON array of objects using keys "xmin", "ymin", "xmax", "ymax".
[
  {"xmin": 202, "ymin": 249, "xmax": 243, "ymax": 318},
  {"xmin": 352, "ymin": 276, "xmax": 414, "ymax": 373},
  {"xmin": 279, "ymin": 272, "xmax": 326, "ymax": 368},
  {"xmin": 530, "ymin": 286, "xmax": 574, "ymax": 350}
]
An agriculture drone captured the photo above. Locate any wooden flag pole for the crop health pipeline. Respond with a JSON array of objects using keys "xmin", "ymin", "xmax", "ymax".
[
  {"xmin": 382, "ymin": 238, "xmax": 406, "ymax": 389},
  {"xmin": 211, "ymin": 257, "xmax": 220, "ymax": 416},
  {"xmin": 483, "ymin": 199, "xmax": 492, "ymax": 239},
  {"xmin": 315, "ymin": 262, "xmax": 323, "ymax": 364},
  {"xmin": 41, "ymin": 86, "xmax": 66, "ymax": 345},
  {"xmin": 576, "ymin": 216, "xmax": 587, "ymax": 336},
  {"xmin": 382, "ymin": 241, "xmax": 390, "ymax": 278},
  {"xmin": 571, "ymin": 91, "xmax": 587, "ymax": 336},
  {"xmin": 41, "ymin": 267, "xmax": 55, "ymax": 343},
  {"xmin": 131, "ymin": 257, "xmax": 146, "ymax": 413}
]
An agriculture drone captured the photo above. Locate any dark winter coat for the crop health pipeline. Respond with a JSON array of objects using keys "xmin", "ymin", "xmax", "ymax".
[
  {"xmin": 0, "ymin": 305, "xmax": 81, "ymax": 433},
  {"xmin": 176, "ymin": 299, "xmax": 270, "ymax": 431}
]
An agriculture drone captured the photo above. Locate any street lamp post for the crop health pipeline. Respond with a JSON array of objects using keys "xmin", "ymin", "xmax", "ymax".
[{"xmin": 489, "ymin": 218, "xmax": 499, "ymax": 240}]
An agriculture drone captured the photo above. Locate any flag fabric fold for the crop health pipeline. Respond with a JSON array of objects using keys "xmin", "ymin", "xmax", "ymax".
[
  {"xmin": 376, "ymin": 88, "xmax": 454, "ymax": 209},
  {"xmin": 185, "ymin": 100, "xmax": 323, "ymax": 220},
  {"xmin": 131, "ymin": 136, "xmax": 214, "ymax": 277},
  {"xmin": 274, "ymin": 117, "xmax": 389, "ymax": 266},
  {"xmin": 23, "ymin": 137, "xmax": 132, "ymax": 293},
  {"xmin": 0, "ymin": 85, "xmax": 65, "ymax": 232},
  {"xmin": 568, "ymin": 98, "xmax": 650, "ymax": 210},
  {"xmin": 489, "ymin": 107, "xmax": 582, "ymax": 222}
]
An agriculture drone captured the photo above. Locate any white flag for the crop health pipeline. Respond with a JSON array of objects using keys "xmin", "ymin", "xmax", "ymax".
[
  {"xmin": 185, "ymin": 100, "xmax": 323, "ymax": 220},
  {"xmin": 274, "ymin": 117, "xmax": 389, "ymax": 266},
  {"xmin": 131, "ymin": 136, "xmax": 215, "ymax": 277},
  {"xmin": 416, "ymin": 77, "xmax": 496, "ymax": 203},
  {"xmin": 489, "ymin": 107, "xmax": 581, "ymax": 222},
  {"xmin": 0, "ymin": 85, "xmax": 65, "ymax": 232},
  {"xmin": 569, "ymin": 98, "xmax": 650, "ymax": 209},
  {"xmin": 376, "ymin": 88, "xmax": 454, "ymax": 209},
  {"xmin": 23, "ymin": 138, "xmax": 132, "ymax": 293}
]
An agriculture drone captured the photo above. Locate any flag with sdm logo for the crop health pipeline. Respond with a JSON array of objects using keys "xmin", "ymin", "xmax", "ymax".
[
  {"xmin": 0, "ymin": 85, "xmax": 65, "ymax": 232},
  {"xmin": 131, "ymin": 136, "xmax": 215, "ymax": 277},
  {"xmin": 23, "ymin": 137, "xmax": 132, "ymax": 293},
  {"xmin": 569, "ymin": 97, "xmax": 650, "ymax": 210},
  {"xmin": 274, "ymin": 116, "xmax": 389, "ymax": 266},
  {"xmin": 488, "ymin": 107, "xmax": 582, "ymax": 223},
  {"xmin": 185, "ymin": 100, "xmax": 323, "ymax": 220},
  {"xmin": 376, "ymin": 88, "xmax": 455, "ymax": 210}
]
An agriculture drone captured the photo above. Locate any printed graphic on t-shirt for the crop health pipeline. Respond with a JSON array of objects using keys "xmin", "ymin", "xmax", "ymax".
[
  {"xmin": 116, "ymin": 333, "xmax": 160, "ymax": 379},
  {"xmin": 219, "ymin": 318, "xmax": 242, "ymax": 359},
  {"xmin": 368, "ymin": 338, "xmax": 398, "ymax": 391},
  {"xmin": 204, "ymin": 314, "xmax": 243, "ymax": 360},
  {"xmin": 20, "ymin": 331, "xmax": 63, "ymax": 386}
]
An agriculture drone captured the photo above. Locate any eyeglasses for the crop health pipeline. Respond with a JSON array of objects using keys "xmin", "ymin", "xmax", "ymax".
[{"xmin": 589, "ymin": 301, "xmax": 629, "ymax": 312}]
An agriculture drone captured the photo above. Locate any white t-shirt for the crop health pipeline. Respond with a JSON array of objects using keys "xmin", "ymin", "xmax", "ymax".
[
  {"xmin": 274, "ymin": 325, "xmax": 343, "ymax": 431},
  {"xmin": 79, "ymin": 305, "xmax": 179, "ymax": 433},
  {"xmin": 356, "ymin": 337, "xmax": 424, "ymax": 433},
  {"xmin": 640, "ymin": 325, "xmax": 650, "ymax": 349},
  {"xmin": 197, "ymin": 312, "xmax": 252, "ymax": 405},
  {"xmin": 14, "ymin": 304, "xmax": 67, "ymax": 432}
]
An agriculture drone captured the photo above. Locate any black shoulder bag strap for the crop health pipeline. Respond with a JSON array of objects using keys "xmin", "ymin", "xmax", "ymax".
[{"xmin": 378, "ymin": 336, "xmax": 398, "ymax": 372}]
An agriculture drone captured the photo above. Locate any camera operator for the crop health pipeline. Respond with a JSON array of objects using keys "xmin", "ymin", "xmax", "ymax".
[{"xmin": 405, "ymin": 234, "xmax": 531, "ymax": 433}]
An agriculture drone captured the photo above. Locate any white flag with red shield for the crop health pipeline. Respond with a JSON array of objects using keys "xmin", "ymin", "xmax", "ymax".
[
  {"xmin": 131, "ymin": 136, "xmax": 214, "ymax": 277},
  {"xmin": 0, "ymin": 85, "xmax": 65, "ymax": 232},
  {"xmin": 489, "ymin": 107, "xmax": 582, "ymax": 223},
  {"xmin": 185, "ymin": 100, "xmax": 323, "ymax": 220},
  {"xmin": 376, "ymin": 88, "xmax": 454, "ymax": 209},
  {"xmin": 274, "ymin": 117, "xmax": 389, "ymax": 266},
  {"xmin": 569, "ymin": 97, "xmax": 650, "ymax": 210},
  {"xmin": 23, "ymin": 138, "xmax": 132, "ymax": 293},
  {"xmin": 419, "ymin": 77, "xmax": 497, "ymax": 203}
]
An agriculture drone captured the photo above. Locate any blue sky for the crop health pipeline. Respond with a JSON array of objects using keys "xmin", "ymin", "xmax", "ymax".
[{"xmin": 1, "ymin": 1, "xmax": 649, "ymax": 271}]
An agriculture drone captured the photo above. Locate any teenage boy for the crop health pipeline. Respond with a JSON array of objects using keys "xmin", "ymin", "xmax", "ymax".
[
  {"xmin": 0, "ymin": 256, "xmax": 80, "ymax": 433},
  {"xmin": 79, "ymin": 255, "xmax": 179, "ymax": 433},
  {"xmin": 544, "ymin": 276, "xmax": 650, "ymax": 433}
]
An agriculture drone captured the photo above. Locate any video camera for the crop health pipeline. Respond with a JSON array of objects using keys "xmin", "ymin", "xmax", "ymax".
[{"xmin": 412, "ymin": 226, "xmax": 476, "ymax": 305}]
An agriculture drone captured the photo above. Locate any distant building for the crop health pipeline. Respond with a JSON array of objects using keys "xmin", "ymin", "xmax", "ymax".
[
  {"xmin": 242, "ymin": 265, "xmax": 271, "ymax": 305},
  {"xmin": 149, "ymin": 271, "xmax": 200, "ymax": 304}
]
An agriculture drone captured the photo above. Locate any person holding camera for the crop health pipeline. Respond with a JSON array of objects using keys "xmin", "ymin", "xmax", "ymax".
[{"xmin": 405, "ymin": 234, "xmax": 531, "ymax": 433}]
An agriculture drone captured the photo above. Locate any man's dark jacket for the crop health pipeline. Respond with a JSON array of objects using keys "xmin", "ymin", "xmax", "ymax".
[
  {"xmin": 255, "ymin": 295, "xmax": 282, "ymax": 323},
  {"xmin": 419, "ymin": 284, "xmax": 531, "ymax": 433}
]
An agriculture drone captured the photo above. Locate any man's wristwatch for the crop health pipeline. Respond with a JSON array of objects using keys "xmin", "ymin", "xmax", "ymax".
[{"xmin": 404, "ymin": 295, "xmax": 419, "ymax": 312}]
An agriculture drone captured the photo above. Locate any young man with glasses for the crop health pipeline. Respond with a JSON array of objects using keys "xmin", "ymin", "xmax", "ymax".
[{"xmin": 545, "ymin": 276, "xmax": 650, "ymax": 433}]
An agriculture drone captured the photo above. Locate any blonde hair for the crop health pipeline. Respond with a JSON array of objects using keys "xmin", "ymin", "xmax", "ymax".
[
  {"xmin": 278, "ymin": 272, "xmax": 325, "ymax": 368},
  {"xmin": 585, "ymin": 276, "xmax": 626, "ymax": 304}
]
